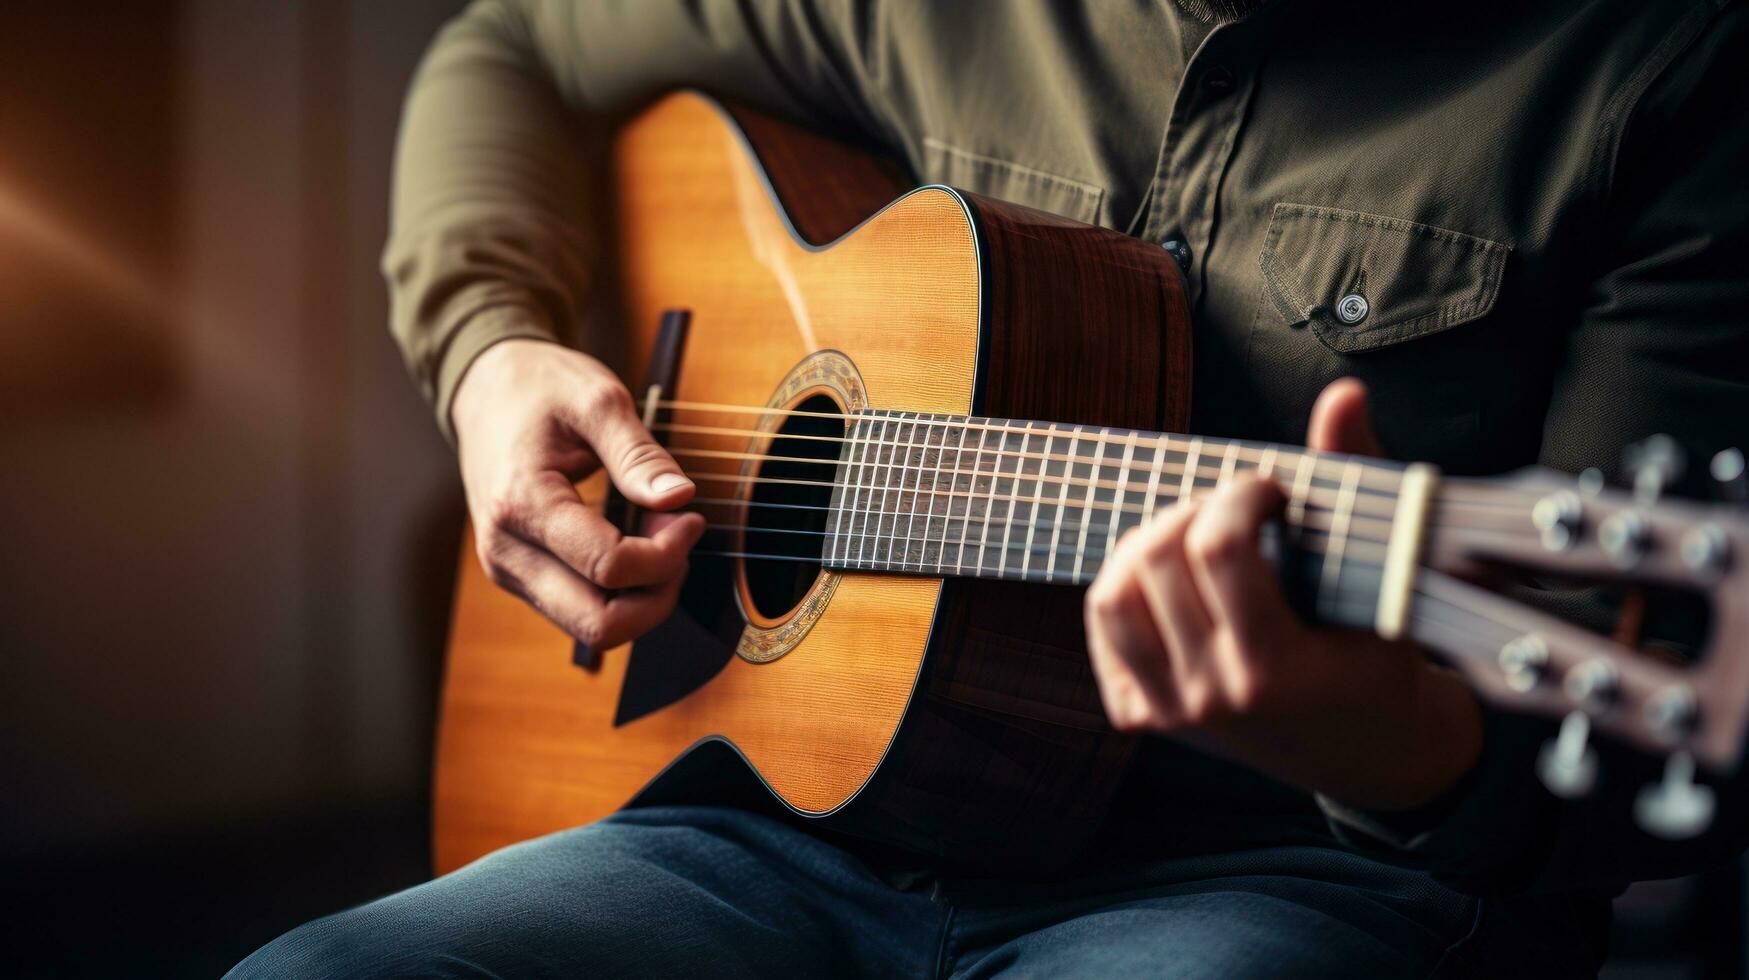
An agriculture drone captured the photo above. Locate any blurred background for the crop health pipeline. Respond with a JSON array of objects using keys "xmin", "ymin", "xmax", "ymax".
[
  {"xmin": 0, "ymin": 2, "xmax": 1741, "ymax": 977},
  {"xmin": 1, "ymin": 2, "xmax": 462, "ymax": 975}
]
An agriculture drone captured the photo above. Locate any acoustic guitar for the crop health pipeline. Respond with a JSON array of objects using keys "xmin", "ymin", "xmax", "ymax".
[{"xmin": 432, "ymin": 91, "xmax": 1749, "ymax": 875}]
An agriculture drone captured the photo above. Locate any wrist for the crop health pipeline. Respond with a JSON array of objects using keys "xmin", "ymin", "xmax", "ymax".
[
  {"xmin": 449, "ymin": 336, "xmax": 559, "ymax": 440},
  {"xmin": 1376, "ymin": 664, "xmax": 1484, "ymax": 812}
]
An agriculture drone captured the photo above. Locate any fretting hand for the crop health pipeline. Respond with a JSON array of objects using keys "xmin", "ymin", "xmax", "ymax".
[
  {"xmin": 1083, "ymin": 379, "xmax": 1482, "ymax": 811},
  {"xmin": 452, "ymin": 338, "xmax": 705, "ymax": 651}
]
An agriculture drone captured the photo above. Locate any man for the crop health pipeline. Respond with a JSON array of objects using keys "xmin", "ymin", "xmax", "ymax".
[{"xmin": 234, "ymin": 0, "xmax": 1749, "ymax": 975}]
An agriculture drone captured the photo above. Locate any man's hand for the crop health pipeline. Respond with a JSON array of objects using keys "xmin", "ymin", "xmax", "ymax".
[
  {"xmin": 1084, "ymin": 379, "xmax": 1482, "ymax": 811},
  {"xmin": 451, "ymin": 338, "xmax": 705, "ymax": 651}
]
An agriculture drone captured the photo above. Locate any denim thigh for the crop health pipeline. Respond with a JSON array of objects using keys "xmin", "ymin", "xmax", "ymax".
[{"xmin": 226, "ymin": 805, "xmax": 945, "ymax": 980}]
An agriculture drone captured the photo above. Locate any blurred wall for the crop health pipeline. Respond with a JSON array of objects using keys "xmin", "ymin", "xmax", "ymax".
[{"xmin": 1, "ymin": 0, "xmax": 464, "ymax": 871}]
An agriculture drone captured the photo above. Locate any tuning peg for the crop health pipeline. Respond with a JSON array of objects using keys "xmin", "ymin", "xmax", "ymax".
[
  {"xmin": 1681, "ymin": 524, "xmax": 1731, "ymax": 578},
  {"xmin": 1624, "ymin": 434, "xmax": 1685, "ymax": 504},
  {"xmin": 1538, "ymin": 711, "xmax": 1599, "ymax": 799},
  {"xmin": 1713, "ymin": 448, "xmax": 1746, "ymax": 505},
  {"xmin": 1634, "ymin": 751, "xmax": 1715, "ymax": 840}
]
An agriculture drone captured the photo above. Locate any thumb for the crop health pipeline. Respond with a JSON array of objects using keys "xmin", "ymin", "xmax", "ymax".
[
  {"xmin": 1307, "ymin": 377, "xmax": 1388, "ymax": 457},
  {"xmin": 580, "ymin": 393, "xmax": 695, "ymax": 509}
]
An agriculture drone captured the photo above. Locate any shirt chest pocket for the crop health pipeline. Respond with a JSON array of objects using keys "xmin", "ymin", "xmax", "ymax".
[{"xmin": 1256, "ymin": 203, "xmax": 1511, "ymax": 352}]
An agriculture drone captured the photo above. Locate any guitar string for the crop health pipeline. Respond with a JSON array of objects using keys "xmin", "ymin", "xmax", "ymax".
[
  {"xmin": 693, "ymin": 522, "xmax": 1392, "ymax": 565},
  {"xmin": 653, "ymin": 401, "xmax": 1543, "ymax": 507},
  {"xmin": 655, "ymin": 420, "xmax": 1405, "ymax": 502},
  {"xmin": 688, "ymin": 546, "xmax": 1393, "ymax": 581},
  {"xmin": 667, "ymin": 444, "xmax": 1405, "ymax": 521},
  {"xmin": 667, "ymin": 469, "xmax": 1535, "ymax": 539},
  {"xmin": 657, "ymin": 419, "xmax": 1544, "ymax": 515},
  {"xmin": 662, "ymin": 442, "xmax": 1471, "ymax": 517},
  {"xmin": 689, "ymin": 503, "xmax": 1383, "ymax": 538},
  {"xmin": 683, "ymin": 495, "xmax": 1525, "ymax": 543},
  {"xmin": 678, "ymin": 470, "xmax": 1407, "ymax": 535}
]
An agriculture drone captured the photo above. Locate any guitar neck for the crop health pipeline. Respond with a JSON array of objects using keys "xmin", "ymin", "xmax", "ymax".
[{"xmin": 821, "ymin": 410, "xmax": 1432, "ymax": 633}]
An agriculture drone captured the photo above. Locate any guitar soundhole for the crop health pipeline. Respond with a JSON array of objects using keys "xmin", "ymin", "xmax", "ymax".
[{"xmin": 743, "ymin": 392, "xmax": 844, "ymax": 621}]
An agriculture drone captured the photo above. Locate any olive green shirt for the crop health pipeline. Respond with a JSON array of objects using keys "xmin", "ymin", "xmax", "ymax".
[{"xmin": 386, "ymin": 0, "xmax": 1749, "ymax": 897}]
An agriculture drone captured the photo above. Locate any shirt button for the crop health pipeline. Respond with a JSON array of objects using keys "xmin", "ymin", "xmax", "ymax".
[
  {"xmin": 1161, "ymin": 238, "xmax": 1192, "ymax": 271},
  {"xmin": 1336, "ymin": 293, "xmax": 1370, "ymax": 324},
  {"xmin": 1203, "ymin": 67, "xmax": 1235, "ymax": 95}
]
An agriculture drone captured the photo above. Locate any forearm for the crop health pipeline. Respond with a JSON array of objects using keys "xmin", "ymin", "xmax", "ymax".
[
  {"xmin": 384, "ymin": 0, "xmax": 890, "ymax": 443},
  {"xmin": 383, "ymin": 0, "xmax": 600, "ymax": 443}
]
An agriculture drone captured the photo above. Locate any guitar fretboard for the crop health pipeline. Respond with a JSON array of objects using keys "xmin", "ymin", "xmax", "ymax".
[{"xmin": 820, "ymin": 410, "xmax": 1412, "ymax": 629}]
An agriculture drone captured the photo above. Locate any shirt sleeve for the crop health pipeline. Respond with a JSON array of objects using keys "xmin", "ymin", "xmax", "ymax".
[
  {"xmin": 382, "ymin": 0, "xmax": 890, "ymax": 442},
  {"xmin": 1319, "ymin": 2, "xmax": 1749, "ymax": 896}
]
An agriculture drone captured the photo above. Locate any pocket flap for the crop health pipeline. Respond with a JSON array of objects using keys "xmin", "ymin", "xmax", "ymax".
[{"xmin": 1258, "ymin": 203, "xmax": 1511, "ymax": 353}]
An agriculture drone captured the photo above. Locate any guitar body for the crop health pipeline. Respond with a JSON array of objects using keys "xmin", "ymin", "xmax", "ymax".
[{"xmin": 433, "ymin": 92, "xmax": 1191, "ymax": 874}]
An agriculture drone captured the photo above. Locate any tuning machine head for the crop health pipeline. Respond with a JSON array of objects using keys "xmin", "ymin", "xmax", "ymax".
[
  {"xmin": 1713, "ymin": 448, "xmax": 1746, "ymax": 505},
  {"xmin": 1624, "ymin": 434, "xmax": 1685, "ymax": 504},
  {"xmin": 1635, "ymin": 751, "xmax": 1715, "ymax": 840},
  {"xmin": 1538, "ymin": 711, "xmax": 1599, "ymax": 799}
]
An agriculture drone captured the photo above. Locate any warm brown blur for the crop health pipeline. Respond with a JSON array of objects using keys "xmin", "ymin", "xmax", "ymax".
[{"xmin": 0, "ymin": 2, "xmax": 465, "ymax": 974}]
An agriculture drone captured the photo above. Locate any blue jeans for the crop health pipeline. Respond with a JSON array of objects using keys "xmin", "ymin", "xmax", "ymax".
[{"xmin": 227, "ymin": 805, "xmax": 1566, "ymax": 978}]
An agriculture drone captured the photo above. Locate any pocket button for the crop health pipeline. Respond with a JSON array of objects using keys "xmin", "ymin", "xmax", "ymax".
[
  {"xmin": 1335, "ymin": 293, "xmax": 1370, "ymax": 324},
  {"xmin": 1161, "ymin": 238, "xmax": 1192, "ymax": 271}
]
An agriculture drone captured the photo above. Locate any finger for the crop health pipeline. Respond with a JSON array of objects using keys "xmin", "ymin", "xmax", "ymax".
[
  {"xmin": 1133, "ymin": 501, "xmax": 1245, "ymax": 719},
  {"xmin": 1306, "ymin": 377, "xmax": 1386, "ymax": 457},
  {"xmin": 493, "ymin": 534, "xmax": 685, "ymax": 651},
  {"xmin": 1085, "ymin": 569, "xmax": 1178, "ymax": 731},
  {"xmin": 567, "ymin": 383, "xmax": 695, "ymax": 509},
  {"xmin": 1130, "ymin": 500, "xmax": 1215, "ymax": 650},
  {"xmin": 516, "ymin": 471, "xmax": 704, "ymax": 590},
  {"xmin": 1183, "ymin": 476, "xmax": 1292, "ymax": 650}
]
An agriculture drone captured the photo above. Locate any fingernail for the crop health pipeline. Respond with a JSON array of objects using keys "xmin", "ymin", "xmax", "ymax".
[{"xmin": 651, "ymin": 473, "xmax": 692, "ymax": 495}]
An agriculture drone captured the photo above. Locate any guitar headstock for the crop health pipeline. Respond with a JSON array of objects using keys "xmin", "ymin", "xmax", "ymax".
[{"xmin": 1414, "ymin": 441, "xmax": 1749, "ymax": 839}]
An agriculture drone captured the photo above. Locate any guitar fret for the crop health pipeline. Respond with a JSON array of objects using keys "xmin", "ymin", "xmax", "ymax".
[
  {"xmin": 853, "ymin": 413, "xmax": 877, "ymax": 568},
  {"xmin": 1046, "ymin": 425, "xmax": 1083, "ymax": 583},
  {"xmin": 902, "ymin": 415, "xmax": 930, "ymax": 570},
  {"xmin": 1289, "ymin": 451, "xmax": 1315, "ymax": 531},
  {"xmin": 879, "ymin": 412, "xmax": 913, "ymax": 571},
  {"xmin": 1071, "ymin": 428, "xmax": 1106, "ymax": 582},
  {"xmin": 1105, "ymin": 431, "xmax": 1138, "ymax": 566},
  {"xmin": 1142, "ymin": 433, "xmax": 1167, "ymax": 524},
  {"xmin": 941, "ymin": 419, "xmax": 972, "ymax": 573},
  {"xmin": 955, "ymin": 423, "xmax": 983, "ymax": 574},
  {"xmin": 1019, "ymin": 423, "xmax": 1048, "ymax": 581},
  {"xmin": 924, "ymin": 417, "xmax": 952, "ymax": 570},
  {"xmin": 840, "ymin": 416, "xmax": 869, "ymax": 566},
  {"xmin": 912, "ymin": 414, "xmax": 938, "ymax": 570},
  {"xmin": 1319, "ymin": 460, "xmax": 1363, "ymax": 617},
  {"xmin": 861, "ymin": 416, "xmax": 885, "ymax": 567},
  {"xmin": 994, "ymin": 421, "xmax": 1020, "ymax": 578},
  {"xmin": 1178, "ymin": 436, "xmax": 1202, "ymax": 504},
  {"xmin": 835, "ymin": 418, "xmax": 853, "ymax": 566},
  {"xmin": 979, "ymin": 420, "xmax": 1007, "ymax": 574},
  {"xmin": 932, "ymin": 417, "xmax": 956, "ymax": 570},
  {"xmin": 1218, "ymin": 439, "xmax": 1239, "ymax": 487},
  {"xmin": 905, "ymin": 415, "xmax": 930, "ymax": 570},
  {"xmin": 873, "ymin": 413, "xmax": 904, "ymax": 569}
]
